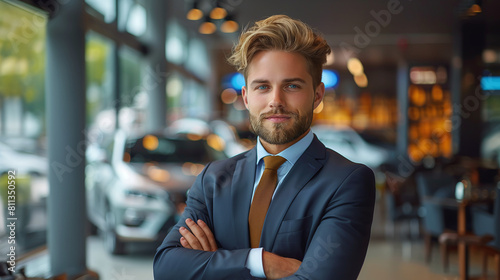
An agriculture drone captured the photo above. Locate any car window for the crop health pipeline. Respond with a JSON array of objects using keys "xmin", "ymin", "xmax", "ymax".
[{"xmin": 125, "ymin": 136, "xmax": 224, "ymax": 164}]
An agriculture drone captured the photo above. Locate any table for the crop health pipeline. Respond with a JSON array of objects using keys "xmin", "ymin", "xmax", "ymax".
[{"xmin": 425, "ymin": 196, "xmax": 494, "ymax": 280}]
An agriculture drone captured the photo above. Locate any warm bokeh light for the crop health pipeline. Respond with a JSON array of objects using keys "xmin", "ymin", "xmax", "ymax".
[
  {"xmin": 410, "ymin": 67, "xmax": 437, "ymax": 84},
  {"xmin": 354, "ymin": 73, "xmax": 368, "ymax": 88},
  {"xmin": 148, "ymin": 166, "xmax": 170, "ymax": 182},
  {"xmin": 209, "ymin": 7, "xmax": 227, "ymax": 20},
  {"xmin": 183, "ymin": 162, "xmax": 205, "ymax": 176},
  {"xmin": 312, "ymin": 91, "xmax": 397, "ymax": 130},
  {"xmin": 221, "ymin": 19, "xmax": 239, "ymax": 33},
  {"xmin": 207, "ymin": 134, "xmax": 226, "ymax": 151},
  {"xmin": 431, "ymin": 85, "xmax": 443, "ymax": 101},
  {"xmin": 187, "ymin": 133, "xmax": 203, "ymax": 141},
  {"xmin": 186, "ymin": 8, "xmax": 203, "ymax": 20},
  {"xmin": 347, "ymin": 58, "xmax": 364, "ymax": 76},
  {"xmin": 221, "ymin": 88, "xmax": 238, "ymax": 104},
  {"xmin": 407, "ymin": 82, "xmax": 452, "ymax": 163},
  {"xmin": 409, "ymin": 85, "xmax": 426, "ymax": 106},
  {"xmin": 313, "ymin": 101, "xmax": 324, "ymax": 114},
  {"xmin": 199, "ymin": 21, "xmax": 216, "ymax": 34},
  {"xmin": 143, "ymin": 134, "xmax": 159, "ymax": 151},
  {"xmin": 470, "ymin": 4, "xmax": 482, "ymax": 13},
  {"xmin": 483, "ymin": 49, "xmax": 498, "ymax": 63}
]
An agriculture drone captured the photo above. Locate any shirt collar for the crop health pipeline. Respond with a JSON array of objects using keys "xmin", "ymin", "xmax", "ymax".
[{"xmin": 256, "ymin": 130, "xmax": 314, "ymax": 166}]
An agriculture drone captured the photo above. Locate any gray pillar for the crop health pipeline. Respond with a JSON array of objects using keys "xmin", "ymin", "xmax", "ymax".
[
  {"xmin": 456, "ymin": 20, "xmax": 485, "ymax": 157},
  {"xmin": 143, "ymin": 0, "xmax": 167, "ymax": 131},
  {"xmin": 45, "ymin": 0, "xmax": 87, "ymax": 277},
  {"xmin": 396, "ymin": 60, "xmax": 409, "ymax": 157},
  {"xmin": 450, "ymin": 20, "xmax": 462, "ymax": 156}
]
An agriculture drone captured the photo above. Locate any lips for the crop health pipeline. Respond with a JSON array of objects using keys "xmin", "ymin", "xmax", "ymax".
[{"xmin": 265, "ymin": 114, "xmax": 291, "ymax": 123}]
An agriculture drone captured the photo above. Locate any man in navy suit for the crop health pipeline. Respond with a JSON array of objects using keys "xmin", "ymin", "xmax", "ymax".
[{"xmin": 154, "ymin": 15, "xmax": 375, "ymax": 279}]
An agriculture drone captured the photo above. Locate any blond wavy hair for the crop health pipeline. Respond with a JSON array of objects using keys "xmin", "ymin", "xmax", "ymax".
[{"xmin": 227, "ymin": 15, "xmax": 331, "ymax": 88}]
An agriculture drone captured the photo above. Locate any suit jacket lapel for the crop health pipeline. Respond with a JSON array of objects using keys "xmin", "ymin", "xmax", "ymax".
[
  {"xmin": 230, "ymin": 147, "xmax": 257, "ymax": 248},
  {"xmin": 260, "ymin": 136, "xmax": 327, "ymax": 250}
]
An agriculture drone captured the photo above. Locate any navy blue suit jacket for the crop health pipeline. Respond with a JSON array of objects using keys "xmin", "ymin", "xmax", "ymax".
[{"xmin": 154, "ymin": 135, "xmax": 375, "ymax": 279}]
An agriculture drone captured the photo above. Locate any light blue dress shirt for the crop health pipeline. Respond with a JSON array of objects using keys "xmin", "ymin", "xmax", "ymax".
[{"xmin": 245, "ymin": 130, "xmax": 314, "ymax": 278}]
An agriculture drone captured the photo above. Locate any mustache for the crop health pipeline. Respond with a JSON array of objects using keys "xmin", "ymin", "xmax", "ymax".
[{"xmin": 259, "ymin": 109, "xmax": 298, "ymax": 120}]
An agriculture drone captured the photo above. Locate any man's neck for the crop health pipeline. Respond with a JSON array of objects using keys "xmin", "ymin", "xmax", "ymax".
[{"xmin": 259, "ymin": 129, "xmax": 310, "ymax": 155}]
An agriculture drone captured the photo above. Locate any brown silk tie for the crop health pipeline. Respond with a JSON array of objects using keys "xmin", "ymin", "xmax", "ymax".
[{"xmin": 248, "ymin": 155, "xmax": 287, "ymax": 248}]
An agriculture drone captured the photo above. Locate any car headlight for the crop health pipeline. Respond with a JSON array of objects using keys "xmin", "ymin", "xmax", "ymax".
[{"xmin": 124, "ymin": 189, "xmax": 159, "ymax": 200}]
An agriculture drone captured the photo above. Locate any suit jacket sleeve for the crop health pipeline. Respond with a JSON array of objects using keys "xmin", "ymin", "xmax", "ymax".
[
  {"xmin": 153, "ymin": 163, "xmax": 255, "ymax": 280},
  {"xmin": 284, "ymin": 164, "xmax": 376, "ymax": 280}
]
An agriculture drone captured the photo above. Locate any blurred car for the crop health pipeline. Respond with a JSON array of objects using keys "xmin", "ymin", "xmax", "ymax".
[
  {"xmin": 166, "ymin": 118, "xmax": 211, "ymax": 136},
  {"xmin": 0, "ymin": 141, "xmax": 47, "ymax": 176},
  {"xmin": 210, "ymin": 120, "xmax": 251, "ymax": 157},
  {"xmin": 85, "ymin": 130, "xmax": 226, "ymax": 254},
  {"xmin": 311, "ymin": 125, "xmax": 390, "ymax": 170},
  {"xmin": 167, "ymin": 118, "xmax": 251, "ymax": 158}
]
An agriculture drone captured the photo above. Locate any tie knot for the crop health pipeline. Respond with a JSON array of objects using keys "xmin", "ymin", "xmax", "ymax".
[{"xmin": 263, "ymin": 156, "xmax": 286, "ymax": 171}]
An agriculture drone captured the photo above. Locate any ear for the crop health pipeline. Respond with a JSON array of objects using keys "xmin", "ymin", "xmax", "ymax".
[
  {"xmin": 242, "ymin": 86, "xmax": 250, "ymax": 110},
  {"xmin": 313, "ymin": 82, "xmax": 325, "ymax": 109}
]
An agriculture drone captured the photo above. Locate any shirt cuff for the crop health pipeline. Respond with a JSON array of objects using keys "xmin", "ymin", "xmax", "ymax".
[{"xmin": 245, "ymin": 248, "xmax": 265, "ymax": 278}]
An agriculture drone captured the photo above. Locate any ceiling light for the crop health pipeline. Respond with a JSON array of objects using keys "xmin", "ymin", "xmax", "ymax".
[
  {"xmin": 354, "ymin": 74, "xmax": 368, "ymax": 88},
  {"xmin": 221, "ymin": 16, "xmax": 239, "ymax": 33},
  {"xmin": 470, "ymin": 4, "xmax": 481, "ymax": 13},
  {"xmin": 347, "ymin": 58, "xmax": 364, "ymax": 76},
  {"xmin": 199, "ymin": 18, "xmax": 216, "ymax": 34},
  {"xmin": 187, "ymin": 2, "xmax": 203, "ymax": 20},
  {"xmin": 210, "ymin": 5, "xmax": 227, "ymax": 20}
]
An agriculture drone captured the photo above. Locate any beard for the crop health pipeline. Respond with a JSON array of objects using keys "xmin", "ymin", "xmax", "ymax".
[{"xmin": 249, "ymin": 107, "xmax": 313, "ymax": 145}]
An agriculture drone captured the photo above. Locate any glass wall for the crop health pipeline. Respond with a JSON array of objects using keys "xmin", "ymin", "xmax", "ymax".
[
  {"xmin": 165, "ymin": 19, "xmax": 212, "ymax": 121},
  {"xmin": 0, "ymin": 0, "xmax": 48, "ymax": 256}
]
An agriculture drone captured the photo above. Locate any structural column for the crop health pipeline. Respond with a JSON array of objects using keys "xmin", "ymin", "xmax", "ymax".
[
  {"xmin": 45, "ymin": 0, "xmax": 87, "ymax": 277},
  {"xmin": 396, "ymin": 60, "xmax": 410, "ymax": 158},
  {"xmin": 143, "ymin": 0, "xmax": 167, "ymax": 132},
  {"xmin": 454, "ymin": 20, "xmax": 486, "ymax": 157}
]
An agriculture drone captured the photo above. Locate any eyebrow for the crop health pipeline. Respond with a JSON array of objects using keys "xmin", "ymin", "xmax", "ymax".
[{"xmin": 249, "ymin": 78, "xmax": 307, "ymax": 86}]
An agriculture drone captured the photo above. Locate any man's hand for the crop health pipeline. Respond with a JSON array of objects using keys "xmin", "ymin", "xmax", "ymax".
[
  {"xmin": 179, "ymin": 218, "xmax": 218, "ymax": 252},
  {"xmin": 262, "ymin": 251, "xmax": 302, "ymax": 280}
]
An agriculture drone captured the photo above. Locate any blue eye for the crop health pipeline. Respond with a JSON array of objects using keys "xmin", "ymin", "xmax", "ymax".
[
  {"xmin": 257, "ymin": 85, "xmax": 268, "ymax": 90},
  {"xmin": 287, "ymin": 84, "xmax": 299, "ymax": 89}
]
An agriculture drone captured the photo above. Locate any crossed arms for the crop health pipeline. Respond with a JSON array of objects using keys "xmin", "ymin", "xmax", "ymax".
[
  {"xmin": 179, "ymin": 217, "xmax": 301, "ymax": 279},
  {"xmin": 153, "ymin": 162, "xmax": 375, "ymax": 280}
]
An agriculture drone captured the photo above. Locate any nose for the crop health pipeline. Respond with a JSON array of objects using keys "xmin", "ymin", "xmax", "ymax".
[{"xmin": 269, "ymin": 88, "xmax": 285, "ymax": 108}]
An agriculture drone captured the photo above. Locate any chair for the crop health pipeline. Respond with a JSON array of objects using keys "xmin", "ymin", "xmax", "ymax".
[
  {"xmin": 416, "ymin": 171, "xmax": 458, "ymax": 267},
  {"xmin": 472, "ymin": 185, "xmax": 500, "ymax": 279},
  {"xmin": 384, "ymin": 170, "xmax": 420, "ymax": 239}
]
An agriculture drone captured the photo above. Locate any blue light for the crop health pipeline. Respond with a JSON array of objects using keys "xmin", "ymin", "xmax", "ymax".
[
  {"xmin": 230, "ymin": 73, "xmax": 245, "ymax": 90},
  {"xmin": 481, "ymin": 76, "xmax": 500, "ymax": 90},
  {"xmin": 322, "ymin": 70, "xmax": 339, "ymax": 88}
]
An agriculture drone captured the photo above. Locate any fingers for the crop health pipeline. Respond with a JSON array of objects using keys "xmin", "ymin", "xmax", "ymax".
[
  {"xmin": 197, "ymin": 219, "xmax": 217, "ymax": 251},
  {"xmin": 179, "ymin": 225, "xmax": 203, "ymax": 250},
  {"xmin": 179, "ymin": 218, "xmax": 217, "ymax": 252},
  {"xmin": 180, "ymin": 237, "xmax": 192, "ymax": 249}
]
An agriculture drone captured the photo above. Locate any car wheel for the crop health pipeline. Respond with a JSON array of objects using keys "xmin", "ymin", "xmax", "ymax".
[{"xmin": 104, "ymin": 211, "xmax": 126, "ymax": 255}]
